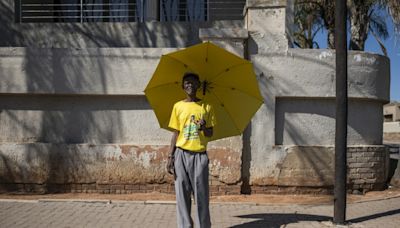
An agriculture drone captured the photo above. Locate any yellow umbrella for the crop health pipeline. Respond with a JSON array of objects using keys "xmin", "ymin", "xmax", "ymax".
[{"xmin": 144, "ymin": 42, "xmax": 263, "ymax": 141}]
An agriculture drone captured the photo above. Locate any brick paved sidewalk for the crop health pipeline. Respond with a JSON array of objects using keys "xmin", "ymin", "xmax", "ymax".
[{"xmin": 1, "ymin": 197, "xmax": 399, "ymax": 228}]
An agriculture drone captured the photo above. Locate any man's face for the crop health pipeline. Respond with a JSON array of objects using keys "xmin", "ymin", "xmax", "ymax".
[{"xmin": 182, "ymin": 77, "xmax": 200, "ymax": 96}]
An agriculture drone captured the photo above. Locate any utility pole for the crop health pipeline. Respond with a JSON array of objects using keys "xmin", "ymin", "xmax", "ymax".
[{"xmin": 334, "ymin": 0, "xmax": 348, "ymax": 224}]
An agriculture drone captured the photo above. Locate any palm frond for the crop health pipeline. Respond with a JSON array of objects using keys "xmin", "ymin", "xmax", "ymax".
[
  {"xmin": 370, "ymin": 27, "xmax": 389, "ymax": 56},
  {"xmin": 293, "ymin": 0, "xmax": 324, "ymax": 48},
  {"xmin": 369, "ymin": 12, "xmax": 389, "ymax": 40},
  {"xmin": 385, "ymin": 0, "xmax": 400, "ymax": 23}
]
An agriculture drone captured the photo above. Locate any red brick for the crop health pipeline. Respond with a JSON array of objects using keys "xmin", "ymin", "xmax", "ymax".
[
  {"xmin": 111, "ymin": 185, "xmax": 124, "ymax": 190},
  {"xmin": 72, "ymin": 184, "xmax": 82, "ymax": 190},
  {"xmin": 357, "ymin": 168, "xmax": 374, "ymax": 173},
  {"xmin": 125, "ymin": 184, "xmax": 140, "ymax": 190},
  {"xmin": 82, "ymin": 184, "xmax": 96, "ymax": 190},
  {"xmin": 97, "ymin": 184, "xmax": 110, "ymax": 190}
]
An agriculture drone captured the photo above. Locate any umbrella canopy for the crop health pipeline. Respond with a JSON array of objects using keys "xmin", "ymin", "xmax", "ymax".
[{"xmin": 144, "ymin": 42, "xmax": 263, "ymax": 141}]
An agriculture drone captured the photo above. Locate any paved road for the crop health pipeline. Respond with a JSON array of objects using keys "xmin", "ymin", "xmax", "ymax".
[{"xmin": 1, "ymin": 197, "xmax": 400, "ymax": 228}]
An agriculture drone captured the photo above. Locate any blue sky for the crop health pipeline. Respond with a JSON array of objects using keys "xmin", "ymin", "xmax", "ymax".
[{"xmin": 314, "ymin": 16, "xmax": 399, "ymax": 102}]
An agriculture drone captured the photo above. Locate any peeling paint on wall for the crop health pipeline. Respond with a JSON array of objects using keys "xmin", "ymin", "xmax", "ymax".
[
  {"xmin": 353, "ymin": 54, "xmax": 376, "ymax": 64},
  {"xmin": 317, "ymin": 51, "xmax": 333, "ymax": 59}
]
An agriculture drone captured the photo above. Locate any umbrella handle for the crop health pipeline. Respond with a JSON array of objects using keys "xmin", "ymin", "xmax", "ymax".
[{"xmin": 202, "ymin": 81, "xmax": 207, "ymax": 96}]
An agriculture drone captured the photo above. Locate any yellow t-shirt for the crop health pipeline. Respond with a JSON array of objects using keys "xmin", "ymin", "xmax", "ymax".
[{"xmin": 168, "ymin": 100, "xmax": 216, "ymax": 152}]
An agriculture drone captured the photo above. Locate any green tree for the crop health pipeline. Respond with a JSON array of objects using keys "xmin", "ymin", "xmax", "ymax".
[
  {"xmin": 348, "ymin": 0, "xmax": 389, "ymax": 55},
  {"xmin": 293, "ymin": 0, "xmax": 336, "ymax": 49},
  {"xmin": 385, "ymin": 0, "xmax": 400, "ymax": 37},
  {"xmin": 319, "ymin": 0, "xmax": 336, "ymax": 49},
  {"xmin": 293, "ymin": 0, "xmax": 323, "ymax": 48},
  {"xmin": 294, "ymin": 0, "xmax": 399, "ymax": 54}
]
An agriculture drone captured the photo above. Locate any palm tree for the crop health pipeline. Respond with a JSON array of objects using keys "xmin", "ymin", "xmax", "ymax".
[
  {"xmin": 294, "ymin": 0, "xmax": 398, "ymax": 53},
  {"xmin": 293, "ymin": 0, "xmax": 336, "ymax": 49},
  {"xmin": 293, "ymin": 0, "xmax": 323, "ymax": 48},
  {"xmin": 385, "ymin": 0, "xmax": 400, "ymax": 37},
  {"xmin": 348, "ymin": 0, "xmax": 400, "ymax": 55},
  {"xmin": 348, "ymin": 0, "xmax": 389, "ymax": 55},
  {"xmin": 319, "ymin": 0, "xmax": 336, "ymax": 49}
]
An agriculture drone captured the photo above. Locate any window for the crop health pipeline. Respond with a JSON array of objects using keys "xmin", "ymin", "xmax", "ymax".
[
  {"xmin": 384, "ymin": 114, "xmax": 393, "ymax": 122},
  {"xmin": 17, "ymin": 0, "xmax": 144, "ymax": 22},
  {"xmin": 16, "ymin": 0, "xmax": 245, "ymax": 23},
  {"xmin": 160, "ymin": 0, "xmax": 207, "ymax": 22}
]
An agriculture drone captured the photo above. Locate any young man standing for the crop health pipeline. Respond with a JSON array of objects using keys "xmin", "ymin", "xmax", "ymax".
[{"xmin": 167, "ymin": 72, "xmax": 216, "ymax": 228}]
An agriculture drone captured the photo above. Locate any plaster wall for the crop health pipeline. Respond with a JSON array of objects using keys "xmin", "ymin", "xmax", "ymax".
[
  {"xmin": 275, "ymin": 98, "xmax": 383, "ymax": 145},
  {"xmin": 245, "ymin": 0, "xmax": 293, "ymax": 54},
  {"xmin": 0, "ymin": 95, "xmax": 168, "ymax": 145},
  {"xmin": 384, "ymin": 122, "xmax": 400, "ymax": 133},
  {"xmin": 0, "ymin": 47, "xmax": 174, "ymax": 95},
  {"xmin": 0, "ymin": 142, "xmax": 242, "ymax": 186},
  {"xmin": 248, "ymin": 49, "xmax": 390, "ymax": 186},
  {"xmin": 0, "ymin": 46, "xmax": 242, "ymax": 186},
  {"xmin": 0, "ymin": 0, "xmax": 392, "ymax": 193}
]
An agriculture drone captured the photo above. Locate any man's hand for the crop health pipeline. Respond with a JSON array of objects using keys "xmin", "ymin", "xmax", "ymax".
[
  {"xmin": 196, "ymin": 119, "xmax": 213, "ymax": 137},
  {"xmin": 196, "ymin": 119, "xmax": 207, "ymax": 131},
  {"xmin": 167, "ymin": 155, "xmax": 176, "ymax": 179},
  {"xmin": 167, "ymin": 132, "xmax": 178, "ymax": 180}
]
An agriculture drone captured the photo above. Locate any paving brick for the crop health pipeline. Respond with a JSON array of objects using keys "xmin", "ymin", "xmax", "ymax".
[{"xmin": 1, "ymin": 196, "xmax": 400, "ymax": 227}]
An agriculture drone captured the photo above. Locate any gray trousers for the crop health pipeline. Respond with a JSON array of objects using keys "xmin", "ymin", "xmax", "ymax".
[{"xmin": 174, "ymin": 147, "xmax": 211, "ymax": 228}]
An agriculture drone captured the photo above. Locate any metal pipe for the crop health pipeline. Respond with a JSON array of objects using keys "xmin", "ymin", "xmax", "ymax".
[
  {"xmin": 80, "ymin": 0, "xmax": 83, "ymax": 23},
  {"xmin": 334, "ymin": 0, "xmax": 348, "ymax": 224}
]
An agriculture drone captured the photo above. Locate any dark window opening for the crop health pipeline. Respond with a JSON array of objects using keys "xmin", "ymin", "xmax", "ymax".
[
  {"xmin": 16, "ymin": 0, "xmax": 245, "ymax": 23},
  {"xmin": 160, "ymin": 0, "xmax": 207, "ymax": 22},
  {"xmin": 384, "ymin": 114, "xmax": 394, "ymax": 122},
  {"xmin": 17, "ymin": 0, "xmax": 144, "ymax": 23}
]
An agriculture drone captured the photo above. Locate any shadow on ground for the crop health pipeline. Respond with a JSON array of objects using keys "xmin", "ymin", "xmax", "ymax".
[
  {"xmin": 348, "ymin": 208, "xmax": 400, "ymax": 223},
  {"xmin": 230, "ymin": 213, "xmax": 330, "ymax": 228},
  {"xmin": 231, "ymin": 208, "xmax": 400, "ymax": 227}
]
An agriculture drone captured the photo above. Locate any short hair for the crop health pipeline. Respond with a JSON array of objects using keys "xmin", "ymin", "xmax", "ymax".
[{"xmin": 182, "ymin": 72, "xmax": 200, "ymax": 83}]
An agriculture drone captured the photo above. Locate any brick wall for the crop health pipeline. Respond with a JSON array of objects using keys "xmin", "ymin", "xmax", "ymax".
[
  {"xmin": 347, "ymin": 146, "xmax": 388, "ymax": 193},
  {"xmin": 0, "ymin": 145, "xmax": 389, "ymax": 195},
  {"xmin": 0, "ymin": 182, "xmax": 241, "ymax": 196}
]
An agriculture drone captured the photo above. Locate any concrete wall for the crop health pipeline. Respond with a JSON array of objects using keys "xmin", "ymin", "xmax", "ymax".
[
  {"xmin": 252, "ymin": 49, "xmax": 389, "ymax": 148},
  {"xmin": 243, "ymin": 0, "xmax": 390, "ymax": 192},
  {"xmin": 0, "ymin": 0, "xmax": 392, "ymax": 194},
  {"xmin": 384, "ymin": 122, "xmax": 400, "ymax": 134},
  {"xmin": 0, "ymin": 47, "xmax": 243, "ymax": 193},
  {"xmin": 384, "ymin": 122, "xmax": 400, "ymax": 143},
  {"xmin": 0, "ymin": 0, "xmax": 247, "ymax": 194}
]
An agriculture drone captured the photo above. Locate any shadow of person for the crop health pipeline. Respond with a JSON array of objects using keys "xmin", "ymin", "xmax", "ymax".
[{"xmin": 229, "ymin": 213, "xmax": 331, "ymax": 228}]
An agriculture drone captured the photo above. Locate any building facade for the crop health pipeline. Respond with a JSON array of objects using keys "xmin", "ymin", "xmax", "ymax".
[
  {"xmin": 0, "ymin": 0, "xmax": 391, "ymax": 195},
  {"xmin": 384, "ymin": 103, "xmax": 400, "ymax": 122}
]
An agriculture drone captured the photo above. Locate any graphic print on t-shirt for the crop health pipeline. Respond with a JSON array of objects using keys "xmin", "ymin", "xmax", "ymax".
[{"xmin": 183, "ymin": 114, "xmax": 199, "ymax": 140}]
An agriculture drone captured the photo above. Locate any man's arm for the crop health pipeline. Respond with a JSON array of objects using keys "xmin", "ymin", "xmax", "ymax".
[
  {"xmin": 167, "ymin": 130, "xmax": 179, "ymax": 177},
  {"xmin": 169, "ymin": 130, "xmax": 179, "ymax": 155}
]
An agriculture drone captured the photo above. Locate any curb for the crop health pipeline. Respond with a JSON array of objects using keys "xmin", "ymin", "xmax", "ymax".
[
  {"xmin": 350, "ymin": 194, "xmax": 400, "ymax": 204},
  {"xmin": 145, "ymin": 200, "xmax": 176, "ymax": 205},
  {"xmin": 38, "ymin": 199, "xmax": 112, "ymax": 204},
  {"xmin": 37, "ymin": 199, "xmax": 176, "ymax": 205},
  {"xmin": 0, "ymin": 199, "xmax": 38, "ymax": 203},
  {"xmin": 1, "ymin": 195, "xmax": 399, "ymax": 206}
]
